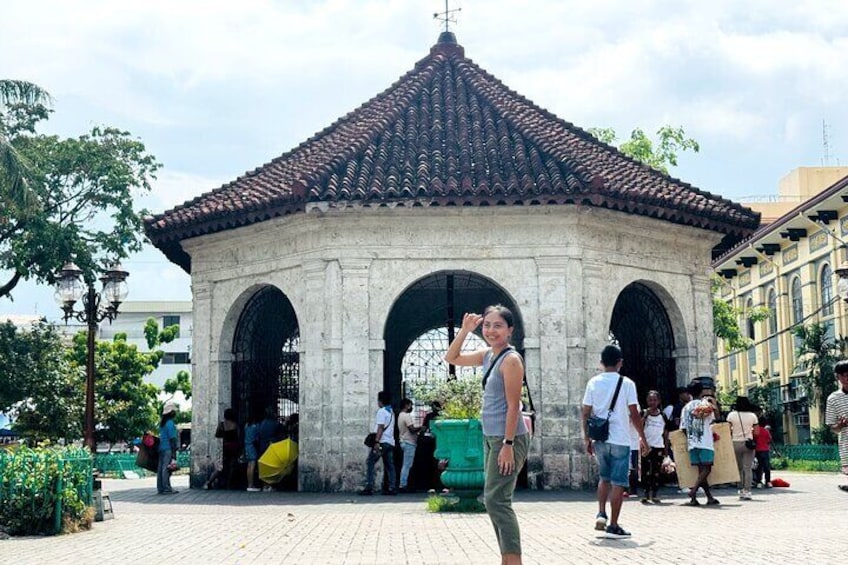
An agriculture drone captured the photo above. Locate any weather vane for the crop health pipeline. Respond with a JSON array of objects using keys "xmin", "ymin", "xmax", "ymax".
[{"xmin": 434, "ymin": 0, "xmax": 461, "ymax": 33}]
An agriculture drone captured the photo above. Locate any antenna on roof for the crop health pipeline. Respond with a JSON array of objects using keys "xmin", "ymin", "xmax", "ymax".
[
  {"xmin": 822, "ymin": 119, "xmax": 832, "ymax": 166},
  {"xmin": 434, "ymin": 0, "xmax": 461, "ymax": 33}
]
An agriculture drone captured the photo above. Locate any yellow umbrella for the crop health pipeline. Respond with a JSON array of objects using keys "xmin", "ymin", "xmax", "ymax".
[{"xmin": 258, "ymin": 439, "xmax": 299, "ymax": 484}]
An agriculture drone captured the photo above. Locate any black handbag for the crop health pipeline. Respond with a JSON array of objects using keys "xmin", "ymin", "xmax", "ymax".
[
  {"xmin": 363, "ymin": 433, "xmax": 377, "ymax": 448},
  {"xmin": 587, "ymin": 376, "xmax": 624, "ymax": 442}
]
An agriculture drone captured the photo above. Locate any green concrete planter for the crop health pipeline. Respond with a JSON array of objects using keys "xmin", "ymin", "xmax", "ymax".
[{"xmin": 430, "ymin": 419, "xmax": 485, "ymax": 496}]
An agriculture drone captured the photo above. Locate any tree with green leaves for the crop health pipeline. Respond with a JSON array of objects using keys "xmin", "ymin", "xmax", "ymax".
[
  {"xmin": 0, "ymin": 80, "xmax": 51, "ymax": 214},
  {"xmin": 61, "ymin": 319, "xmax": 180, "ymax": 448},
  {"xmin": 0, "ymin": 320, "xmax": 83, "ymax": 443},
  {"xmin": 588, "ymin": 125, "xmax": 700, "ymax": 174},
  {"xmin": 0, "ymin": 80, "xmax": 160, "ymax": 299},
  {"xmin": 711, "ymin": 277, "xmax": 771, "ymax": 352},
  {"xmin": 66, "ymin": 331, "xmax": 162, "ymax": 448},
  {"xmin": 792, "ymin": 322, "xmax": 848, "ymax": 424}
]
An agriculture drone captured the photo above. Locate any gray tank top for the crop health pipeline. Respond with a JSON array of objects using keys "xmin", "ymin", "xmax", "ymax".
[{"xmin": 481, "ymin": 348, "xmax": 529, "ymax": 438}]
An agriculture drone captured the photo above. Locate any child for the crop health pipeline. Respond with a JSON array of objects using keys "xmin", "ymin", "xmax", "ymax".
[
  {"xmin": 641, "ymin": 391, "xmax": 669, "ymax": 503},
  {"xmin": 753, "ymin": 416, "xmax": 772, "ymax": 488}
]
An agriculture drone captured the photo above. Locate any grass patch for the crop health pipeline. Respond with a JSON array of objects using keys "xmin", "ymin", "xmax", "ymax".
[
  {"xmin": 785, "ymin": 460, "xmax": 839, "ymax": 473},
  {"xmin": 426, "ymin": 494, "xmax": 486, "ymax": 513}
]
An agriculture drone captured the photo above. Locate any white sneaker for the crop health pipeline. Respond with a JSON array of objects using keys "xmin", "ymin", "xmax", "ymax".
[
  {"xmin": 247, "ymin": 487, "xmax": 261, "ymax": 492},
  {"xmin": 739, "ymin": 491, "xmax": 752, "ymax": 500}
]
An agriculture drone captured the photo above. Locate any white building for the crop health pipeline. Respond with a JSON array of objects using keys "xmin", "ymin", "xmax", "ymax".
[{"xmin": 99, "ymin": 300, "xmax": 193, "ymax": 391}]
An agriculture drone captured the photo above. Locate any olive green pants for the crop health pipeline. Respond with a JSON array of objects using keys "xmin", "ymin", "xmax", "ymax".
[{"xmin": 483, "ymin": 433, "xmax": 529, "ymax": 555}]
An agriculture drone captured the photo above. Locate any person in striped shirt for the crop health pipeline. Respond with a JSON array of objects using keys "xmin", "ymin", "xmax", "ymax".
[{"xmin": 825, "ymin": 360, "xmax": 848, "ymax": 492}]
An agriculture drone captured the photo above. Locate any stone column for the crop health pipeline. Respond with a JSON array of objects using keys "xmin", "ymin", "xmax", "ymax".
[
  {"xmin": 190, "ymin": 281, "xmax": 214, "ymax": 488},
  {"xmin": 573, "ymin": 258, "xmax": 605, "ymax": 487},
  {"xmin": 690, "ymin": 273, "xmax": 715, "ymax": 380},
  {"xmin": 338, "ymin": 258, "xmax": 373, "ymax": 491},
  {"xmin": 535, "ymin": 257, "xmax": 570, "ymax": 488},
  {"xmin": 298, "ymin": 259, "xmax": 332, "ymax": 491}
]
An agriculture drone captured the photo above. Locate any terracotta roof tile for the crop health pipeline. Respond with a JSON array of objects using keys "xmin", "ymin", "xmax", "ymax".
[{"xmin": 146, "ymin": 34, "xmax": 759, "ymax": 271}]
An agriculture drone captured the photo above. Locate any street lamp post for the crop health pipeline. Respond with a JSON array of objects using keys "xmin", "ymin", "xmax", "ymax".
[{"xmin": 54, "ymin": 262, "xmax": 129, "ymax": 453}]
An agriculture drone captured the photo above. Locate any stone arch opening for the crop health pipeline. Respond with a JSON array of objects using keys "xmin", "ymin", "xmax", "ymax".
[
  {"xmin": 383, "ymin": 270, "xmax": 524, "ymax": 406},
  {"xmin": 231, "ymin": 286, "xmax": 300, "ymax": 429},
  {"xmin": 609, "ymin": 282, "xmax": 676, "ymax": 404}
]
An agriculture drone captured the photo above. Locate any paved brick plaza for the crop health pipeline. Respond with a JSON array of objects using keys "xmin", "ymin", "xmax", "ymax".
[{"xmin": 4, "ymin": 471, "xmax": 843, "ymax": 564}]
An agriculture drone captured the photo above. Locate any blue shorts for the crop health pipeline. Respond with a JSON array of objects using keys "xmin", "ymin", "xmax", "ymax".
[
  {"xmin": 594, "ymin": 442, "xmax": 629, "ymax": 487},
  {"xmin": 245, "ymin": 445, "xmax": 258, "ymax": 462},
  {"xmin": 689, "ymin": 448, "xmax": 714, "ymax": 466}
]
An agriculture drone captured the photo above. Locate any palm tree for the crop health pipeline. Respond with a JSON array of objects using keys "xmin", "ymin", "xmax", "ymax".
[
  {"xmin": 0, "ymin": 80, "xmax": 51, "ymax": 213},
  {"xmin": 792, "ymin": 322, "xmax": 848, "ymax": 423}
]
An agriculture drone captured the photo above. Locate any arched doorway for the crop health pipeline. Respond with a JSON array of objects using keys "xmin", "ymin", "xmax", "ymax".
[
  {"xmin": 383, "ymin": 270, "xmax": 524, "ymax": 405},
  {"xmin": 231, "ymin": 286, "xmax": 300, "ymax": 428},
  {"xmin": 609, "ymin": 282, "xmax": 676, "ymax": 404},
  {"xmin": 383, "ymin": 270, "xmax": 523, "ymax": 491}
]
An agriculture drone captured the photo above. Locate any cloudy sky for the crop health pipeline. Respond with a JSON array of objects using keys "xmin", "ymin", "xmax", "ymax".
[{"xmin": 1, "ymin": 0, "xmax": 847, "ymax": 319}]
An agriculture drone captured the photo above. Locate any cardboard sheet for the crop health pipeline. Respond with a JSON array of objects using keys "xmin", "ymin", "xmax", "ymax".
[{"xmin": 669, "ymin": 422, "xmax": 740, "ymax": 488}]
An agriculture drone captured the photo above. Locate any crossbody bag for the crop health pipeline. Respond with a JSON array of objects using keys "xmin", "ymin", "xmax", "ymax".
[{"xmin": 587, "ymin": 375, "xmax": 624, "ymax": 442}]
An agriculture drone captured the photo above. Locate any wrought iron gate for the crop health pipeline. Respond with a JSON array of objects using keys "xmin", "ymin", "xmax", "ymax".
[
  {"xmin": 231, "ymin": 286, "xmax": 300, "ymax": 426},
  {"xmin": 609, "ymin": 282, "xmax": 676, "ymax": 403}
]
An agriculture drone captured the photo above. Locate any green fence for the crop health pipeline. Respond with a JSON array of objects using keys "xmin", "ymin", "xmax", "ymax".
[
  {"xmin": 0, "ymin": 447, "xmax": 93, "ymax": 535},
  {"xmin": 94, "ymin": 450, "xmax": 191, "ymax": 478},
  {"xmin": 773, "ymin": 444, "xmax": 839, "ymax": 462}
]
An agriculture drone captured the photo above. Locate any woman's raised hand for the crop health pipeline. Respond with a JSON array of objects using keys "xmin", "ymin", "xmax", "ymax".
[{"xmin": 461, "ymin": 312, "xmax": 483, "ymax": 332}]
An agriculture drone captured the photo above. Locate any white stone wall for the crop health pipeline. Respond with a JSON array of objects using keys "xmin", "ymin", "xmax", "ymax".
[{"xmin": 183, "ymin": 205, "xmax": 721, "ymax": 490}]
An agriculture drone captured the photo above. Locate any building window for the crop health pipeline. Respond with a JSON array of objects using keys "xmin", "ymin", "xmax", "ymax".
[
  {"xmin": 791, "ymin": 276, "xmax": 803, "ymax": 358},
  {"xmin": 821, "ymin": 264, "xmax": 834, "ymax": 317},
  {"xmin": 768, "ymin": 288, "xmax": 779, "ymax": 366},
  {"xmin": 746, "ymin": 298, "xmax": 756, "ymax": 374},
  {"xmin": 162, "ymin": 315, "xmax": 181, "ymax": 338},
  {"xmin": 821, "ymin": 264, "xmax": 835, "ymax": 340},
  {"xmin": 162, "ymin": 352, "xmax": 190, "ymax": 365},
  {"xmin": 791, "ymin": 277, "xmax": 803, "ymax": 324}
]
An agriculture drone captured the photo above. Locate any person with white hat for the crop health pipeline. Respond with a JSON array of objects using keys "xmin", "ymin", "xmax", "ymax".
[{"xmin": 158, "ymin": 401, "xmax": 179, "ymax": 494}]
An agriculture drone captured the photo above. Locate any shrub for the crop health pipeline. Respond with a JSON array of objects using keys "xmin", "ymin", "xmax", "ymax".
[
  {"xmin": 811, "ymin": 425, "xmax": 838, "ymax": 445},
  {"xmin": 0, "ymin": 446, "xmax": 93, "ymax": 535},
  {"xmin": 426, "ymin": 493, "xmax": 485, "ymax": 513},
  {"xmin": 411, "ymin": 375, "xmax": 482, "ymax": 419}
]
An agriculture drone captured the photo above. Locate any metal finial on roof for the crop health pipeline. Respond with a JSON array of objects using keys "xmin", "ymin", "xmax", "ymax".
[{"xmin": 434, "ymin": 0, "xmax": 461, "ymax": 33}]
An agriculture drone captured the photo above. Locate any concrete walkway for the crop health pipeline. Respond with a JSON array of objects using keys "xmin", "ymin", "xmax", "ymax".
[{"xmin": 4, "ymin": 471, "xmax": 844, "ymax": 564}]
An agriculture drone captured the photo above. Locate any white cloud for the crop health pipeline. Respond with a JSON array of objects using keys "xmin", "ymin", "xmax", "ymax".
[{"xmin": 2, "ymin": 0, "xmax": 848, "ymax": 315}]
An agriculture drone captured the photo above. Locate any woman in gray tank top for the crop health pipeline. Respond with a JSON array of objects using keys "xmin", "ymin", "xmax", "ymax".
[{"xmin": 445, "ymin": 304, "xmax": 529, "ymax": 565}]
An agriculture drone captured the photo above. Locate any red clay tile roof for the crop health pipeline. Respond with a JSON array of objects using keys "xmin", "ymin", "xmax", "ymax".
[{"xmin": 145, "ymin": 33, "xmax": 760, "ymax": 272}]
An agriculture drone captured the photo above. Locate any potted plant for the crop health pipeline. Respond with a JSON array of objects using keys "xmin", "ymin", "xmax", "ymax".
[{"xmin": 411, "ymin": 375, "xmax": 485, "ymax": 501}]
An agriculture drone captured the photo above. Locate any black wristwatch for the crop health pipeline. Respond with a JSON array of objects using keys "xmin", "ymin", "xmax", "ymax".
[{"xmin": 502, "ymin": 438, "xmax": 514, "ymax": 446}]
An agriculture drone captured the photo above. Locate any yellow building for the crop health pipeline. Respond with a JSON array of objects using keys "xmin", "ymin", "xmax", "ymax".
[
  {"xmin": 713, "ymin": 168, "xmax": 848, "ymax": 445},
  {"xmin": 744, "ymin": 166, "xmax": 848, "ymax": 224}
]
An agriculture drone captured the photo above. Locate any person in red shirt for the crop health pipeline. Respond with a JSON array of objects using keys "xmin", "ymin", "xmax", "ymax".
[{"xmin": 753, "ymin": 416, "xmax": 773, "ymax": 488}]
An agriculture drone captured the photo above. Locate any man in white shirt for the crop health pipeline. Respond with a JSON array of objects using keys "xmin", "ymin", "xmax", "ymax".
[
  {"xmin": 679, "ymin": 381, "xmax": 720, "ymax": 506},
  {"xmin": 360, "ymin": 391, "xmax": 397, "ymax": 496},
  {"xmin": 581, "ymin": 345, "xmax": 647, "ymax": 539}
]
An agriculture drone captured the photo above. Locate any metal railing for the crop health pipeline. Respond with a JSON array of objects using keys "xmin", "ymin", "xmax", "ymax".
[
  {"xmin": 0, "ymin": 447, "xmax": 93, "ymax": 535},
  {"xmin": 94, "ymin": 450, "xmax": 191, "ymax": 477},
  {"xmin": 773, "ymin": 444, "xmax": 839, "ymax": 461}
]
